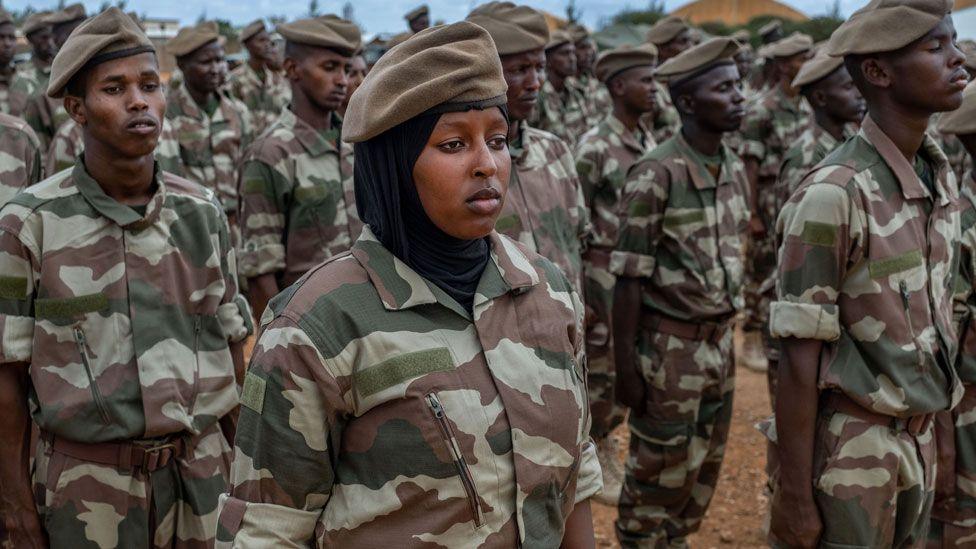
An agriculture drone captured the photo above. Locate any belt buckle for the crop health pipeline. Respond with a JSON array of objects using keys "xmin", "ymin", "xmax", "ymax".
[
  {"xmin": 891, "ymin": 417, "xmax": 909, "ymax": 433},
  {"xmin": 142, "ymin": 441, "xmax": 177, "ymax": 471}
]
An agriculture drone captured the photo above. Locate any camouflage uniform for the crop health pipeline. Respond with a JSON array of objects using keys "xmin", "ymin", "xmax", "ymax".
[
  {"xmin": 495, "ymin": 121, "xmax": 588, "ymax": 296},
  {"xmin": 8, "ymin": 60, "xmax": 47, "ymax": 116},
  {"xmin": 165, "ymin": 83, "xmax": 252, "ymax": 214},
  {"xmin": 0, "ymin": 113, "xmax": 43, "ymax": 206},
  {"xmin": 215, "ymin": 227, "xmax": 602, "ymax": 547},
  {"xmin": 45, "ymin": 117, "xmax": 186, "ymax": 176},
  {"xmin": 575, "ymin": 114, "xmax": 656, "ymax": 440},
  {"xmin": 225, "ymin": 63, "xmax": 290, "ymax": 137},
  {"xmin": 237, "ymin": 108, "xmax": 361, "ymax": 288},
  {"xmin": 531, "ymin": 78, "xmax": 592, "ymax": 148},
  {"xmin": 611, "ymin": 132, "xmax": 749, "ymax": 547},
  {"xmin": 9, "ymin": 61, "xmax": 67, "ymax": 152},
  {"xmin": 937, "ymin": 130, "xmax": 972, "ymax": 187},
  {"xmin": 578, "ymin": 72, "xmax": 611, "ymax": 125},
  {"xmin": 771, "ymin": 115, "xmax": 963, "ymax": 548},
  {"xmin": 0, "ymin": 64, "xmax": 18, "ymax": 114},
  {"xmin": 650, "ymin": 81, "xmax": 680, "ymax": 144},
  {"xmin": 0, "ymin": 163, "xmax": 253, "ymax": 547}
]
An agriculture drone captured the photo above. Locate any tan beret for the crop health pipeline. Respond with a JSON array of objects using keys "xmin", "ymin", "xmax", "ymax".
[
  {"xmin": 386, "ymin": 31, "xmax": 413, "ymax": 49},
  {"xmin": 758, "ymin": 20, "xmax": 782, "ymax": 39},
  {"xmin": 938, "ymin": 82, "xmax": 976, "ymax": 134},
  {"xmin": 657, "ymin": 36, "xmax": 740, "ymax": 85},
  {"xmin": 168, "ymin": 21, "xmax": 220, "ymax": 58},
  {"xmin": 568, "ymin": 23, "xmax": 590, "ymax": 43},
  {"xmin": 278, "ymin": 15, "xmax": 361, "ymax": 55},
  {"xmin": 239, "ymin": 19, "xmax": 265, "ymax": 43},
  {"xmin": 645, "ymin": 16, "xmax": 689, "ymax": 46},
  {"xmin": 46, "ymin": 3, "xmax": 86, "ymax": 26},
  {"xmin": 595, "ymin": 44, "xmax": 657, "ymax": 82},
  {"xmin": 546, "ymin": 29, "xmax": 573, "ymax": 51},
  {"xmin": 404, "ymin": 5, "xmax": 429, "ymax": 22},
  {"xmin": 792, "ymin": 49, "xmax": 845, "ymax": 88},
  {"xmin": 22, "ymin": 11, "xmax": 51, "ymax": 35},
  {"xmin": 466, "ymin": 2, "xmax": 549, "ymax": 56},
  {"xmin": 343, "ymin": 22, "xmax": 507, "ymax": 143},
  {"xmin": 826, "ymin": 0, "xmax": 951, "ymax": 57},
  {"xmin": 0, "ymin": 10, "xmax": 13, "ymax": 26},
  {"xmin": 48, "ymin": 7, "xmax": 155, "ymax": 98},
  {"xmin": 768, "ymin": 32, "xmax": 813, "ymax": 58}
]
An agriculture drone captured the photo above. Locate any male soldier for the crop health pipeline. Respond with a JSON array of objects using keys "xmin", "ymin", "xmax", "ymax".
[
  {"xmin": 732, "ymin": 32, "xmax": 757, "ymax": 99},
  {"xmin": 612, "ymin": 37, "xmax": 748, "ymax": 548},
  {"xmin": 570, "ymin": 23, "xmax": 610, "ymax": 124},
  {"xmin": 771, "ymin": 1, "xmax": 968, "ymax": 547},
  {"xmin": 738, "ymin": 31, "xmax": 813, "ymax": 372},
  {"xmin": 574, "ymin": 43, "xmax": 658, "ymax": 505},
  {"xmin": 48, "ymin": 3, "xmax": 86, "ymax": 49},
  {"xmin": 8, "ymin": 12, "xmax": 55, "ymax": 119},
  {"xmin": 405, "ymin": 5, "xmax": 430, "ymax": 34},
  {"xmin": 237, "ymin": 16, "xmax": 361, "ymax": 319},
  {"xmin": 0, "ymin": 114, "xmax": 42, "ymax": 205},
  {"xmin": 532, "ymin": 30, "xmax": 590, "ymax": 147},
  {"xmin": 466, "ymin": 2, "xmax": 589, "ymax": 296},
  {"xmin": 166, "ymin": 22, "xmax": 252, "ymax": 218},
  {"xmin": 0, "ymin": 9, "xmax": 252, "ymax": 547},
  {"xmin": 0, "ymin": 11, "xmax": 18, "ymax": 114},
  {"xmin": 644, "ymin": 16, "xmax": 694, "ymax": 142},
  {"xmin": 758, "ymin": 19, "xmax": 784, "ymax": 45},
  {"xmin": 338, "ymin": 52, "xmax": 367, "ymax": 119},
  {"xmin": 226, "ymin": 19, "xmax": 291, "ymax": 136}
]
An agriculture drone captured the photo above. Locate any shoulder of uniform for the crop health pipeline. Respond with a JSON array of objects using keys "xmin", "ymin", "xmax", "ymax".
[
  {"xmin": 522, "ymin": 125, "xmax": 572, "ymax": 153},
  {"xmin": 0, "ymin": 112, "xmax": 32, "ymax": 133},
  {"xmin": 3, "ymin": 169, "xmax": 77, "ymax": 213},
  {"xmin": 161, "ymin": 171, "xmax": 220, "ymax": 205},
  {"xmin": 494, "ymin": 233, "xmax": 571, "ymax": 292},
  {"xmin": 267, "ymin": 250, "xmax": 367, "ymax": 324},
  {"xmin": 244, "ymin": 125, "xmax": 298, "ymax": 165},
  {"xmin": 808, "ymin": 135, "xmax": 880, "ymax": 184}
]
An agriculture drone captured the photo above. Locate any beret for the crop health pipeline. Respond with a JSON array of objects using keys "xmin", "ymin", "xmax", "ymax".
[
  {"xmin": 48, "ymin": 7, "xmax": 155, "ymax": 98},
  {"xmin": 546, "ymin": 29, "xmax": 572, "ymax": 51},
  {"xmin": 404, "ymin": 5, "xmax": 429, "ymax": 22},
  {"xmin": 342, "ymin": 21, "xmax": 507, "ymax": 143},
  {"xmin": 167, "ymin": 21, "xmax": 220, "ymax": 58},
  {"xmin": 47, "ymin": 3, "xmax": 86, "ymax": 26},
  {"xmin": 595, "ymin": 44, "xmax": 658, "ymax": 82},
  {"xmin": 938, "ymin": 81, "xmax": 976, "ymax": 134},
  {"xmin": 466, "ymin": 2, "xmax": 549, "ymax": 56},
  {"xmin": 792, "ymin": 49, "xmax": 845, "ymax": 87},
  {"xmin": 962, "ymin": 41, "xmax": 976, "ymax": 71},
  {"xmin": 239, "ymin": 19, "xmax": 265, "ymax": 43},
  {"xmin": 645, "ymin": 16, "xmax": 689, "ymax": 46},
  {"xmin": 386, "ymin": 31, "xmax": 413, "ymax": 49},
  {"xmin": 731, "ymin": 29, "xmax": 751, "ymax": 43},
  {"xmin": 657, "ymin": 36, "xmax": 740, "ymax": 85},
  {"xmin": 826, "ymin": 0, "xmax": 951, "ymax": 57},
  {"xmin": 22, "ymin": 11, "xmax": 51, "ymax": 35},
  {"xmin": 758, "ymin": 20, "xmax": 782, "ymax": 39},
  {"xmin": 768, "ymin": 32, "xmax": 813, "ymax": 58},
  {"xmin": 568, "ymin": 23, "xmax": 590, "ymax": 43},
  {"xmin": 278, "ymin": 15, "xmax": 361, "ymax": 55},
  {"xmin": 0, "ymin": 10, "xmax": 12, "ymax": 26}
]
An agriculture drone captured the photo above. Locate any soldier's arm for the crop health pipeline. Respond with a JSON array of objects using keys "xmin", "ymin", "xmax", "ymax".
[
  {"xmin": 238, "ymin": 159, "xmax": 291, "ymax": 320},
  {"xmin": 739, "ymin": 109, "xmax": 767, "ymax": 234},
  {"xmin": 560, "ymin": 499, "xmax": 595, "ymax": 549}
]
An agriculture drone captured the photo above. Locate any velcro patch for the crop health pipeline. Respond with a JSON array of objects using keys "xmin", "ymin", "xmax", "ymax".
[
  {"xmin": 869, "ymin": 249, "xmax": 924, "ymax": 279},
  {"xmin": 35, "ymin": 293, "xmax": 108, "ymax": 319},
  {"xmin": 294, "ymin": 185, "xmax": 332, "ymax": 203},
  {"xmin": 0, "ymin": 276, "xmax": 28, "ymax": 299},
  {"xmin": 241, "ymin": 372, "xmax": 266, "ymax": 414},
  {"xmin": 801, "ymin": 221, "xmax": 838, "ymax": 248},
  {"xmin": 241, "ymin": 178, "xmax": 269, "ymax": 195},
  {"xmin": 355, "ymin": 347, "xmax": 454, "ymax": 398},
  {"xmin": 662, "ymin": 210, "xmax": 706, "ymax": 228}
]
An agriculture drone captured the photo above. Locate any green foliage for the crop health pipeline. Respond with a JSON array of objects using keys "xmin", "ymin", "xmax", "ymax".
[
  {"xmin": 308, "ymin": 0, "xmax": 320, "ymax": 17},
  {"xmin": 610, "ymin": 0, "xmax": 667, "ymax": 26}
]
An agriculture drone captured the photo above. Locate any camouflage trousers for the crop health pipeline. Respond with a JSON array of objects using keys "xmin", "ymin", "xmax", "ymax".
[
  {"xmin": 584, "ymin": 250, "xmax": 627, "ymax": 440},
  {"xmin": 32, "ymin": 423, "xmax": 231, "ymax": 548},
  {"xmin": 616, "ymin": 324, "xmax": 736, "ymax": 548},
  {"xmin": 929, "ymin": 384, "xmax": 976, "ymax": 548}
]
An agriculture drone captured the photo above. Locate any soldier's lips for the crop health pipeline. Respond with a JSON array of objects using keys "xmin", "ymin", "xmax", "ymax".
[
  {"xmin": 466, "ymin": 187, "xmax": 503, "ymax": 215},
  {"xmin": 126, "ymin": 117, "xmax": 158, "ymax": 135},
  {"xmin": 950, "ymin": 70, "xmax": 970, "ymax": 90}
]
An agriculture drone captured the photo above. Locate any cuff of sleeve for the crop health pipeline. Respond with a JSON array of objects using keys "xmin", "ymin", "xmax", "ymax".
[
  {"xmin": 215, "ymin": 494, "xmax": 319, "ymax": 548},
  {"xmin": 609, "ymin": 250, "xmax": 655, "ymax": 278},
  {"xmin": 769, "ymin": 301, "xmax": 840, "ymax": 341},
  {"xmin": 740, "ymin": 140, "xmax": 765, "ymax": 160},
  {"xmin": 0, "ymin": 315, "xmax": 33, "ymax": 363},
  {"xmin": 219, "ymin": 298, "xmax": 254, "ymax": 343},
  {"xmin": 574, "ymin": 439, "xmax": 604, "ymax": 504},
  {"xmin": 240, "ymin": 243, "xmax": 286, "ymax": 279}
]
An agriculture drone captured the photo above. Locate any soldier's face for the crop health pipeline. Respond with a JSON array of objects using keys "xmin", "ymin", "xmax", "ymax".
[
  {"xmin": 412, "ymin": 108, "xmax": 511, "ymax": 240},
  {"xmin": 817, "ymin": 66, "xmax": 866, "ymax": 124},
  {"xmin": 734, "ymin": 50, "xmax": 753, "ymax": 83},
  {"xmin": 179, "ymin": 41, "xmax": 225, "ymax": 96},
  {"xmin": 778, "ymin": 50, "xmax": 812, "ymax": 85},
  {"xmin": 546, "ymin": 43, "xmax": 577, "ymax": 79},
  {"xmin": 575, "ymin": 39, "xmax": 596, "ymax": 73},
  {"xmin": 0, "ymin": 23, "xmax": 16, "ymax": 65},
  {"xmin": 678, "ymin": 64, "xmax": 745, "ymax": 133},
  {"xmin": 501, "ymin": 49, "xmax": 545, "ymax": 122},
  {"xmin": 290, "ymin": 46, "xmax": 350, "ymax": 113},
  {"xmin": 65, "ymin": 52, "xmax": 165, "ymax": 159},
  {"xmin": 27, "ymin": 27, "xmax": 57, "ymax": 62},
  {"xmin": 659, "ymin": 30, "xmax": 693, "ymax": 62},
  {"xmin": 245, "ymin": 30, "xmax": 274, "ymax": 64},
  {"xmin": 614, "ymin": 65, "xmax": 657, "ymax": 114},
  {"xmin": 878, "ymin": 16, "xmax": 968, "ymax": 113},
  {"xmin": 342, "ymin": 55, "xmax": 368, "ymax": 110},
  {"xmin": 410, "ymin": 15, "xmax": 430, "ymax": 33}
]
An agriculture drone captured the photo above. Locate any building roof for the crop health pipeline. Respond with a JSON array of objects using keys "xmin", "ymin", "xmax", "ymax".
[{"xmin": 671, "ymin": 0, "xmax": 808, "ymax": 26}]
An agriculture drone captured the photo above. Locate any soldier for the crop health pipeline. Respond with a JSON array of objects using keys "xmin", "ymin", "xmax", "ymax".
[
  {"xmin": 531, "ymin": 29, "xmax": 590, "ymax": 147},
  {"xmin": 758, "ymin": 19, "xmax": 784, "ymax": 45},
  {"xmin": 226, "ymin": 19, "xmax": 291, "ymax": 136},
  {"xmin": 770, "ymin": 1, "xmax": 967, "ymax": 546},
  {"xmin": 405, "ymin": 4, "xmax": 430, "ymax": 33},
  {"xmin": 48, "ymin": 3, "xmax": 86, "ymax": 49},
  {"xmin": 611, "ymin": 37, "xmax": 748, "ymax": 548},
  {"xmin": 44, "ymin": 115, "xmax": 184, "ymax": 176},
  {"xmin": 0, "ymin": 11, "xmax": 17, "ymax": 114},
  {"xmin": 644, "ymin": 16, "xmax": 694, "ymax": 142},
  {"xmin": 738, "ymin": 31, "xmax": 813, "ymax": 372},
  {"xmin": 466, "ymin": 2, "xmax": 589, "ymax": 296},
  {"xmin": 165, "ymin": 22, "xmax": 252, "ymax": 219},
  {"xmin": 338, "ymin": 51, "xmax": 367, "ymax": 119},
  {"xmin": 0, "ymin": 114, "xmax": 42, "ymax": 205},
  {"xmin": 0, "ymin": 9, "xmax": 252, "ymax": 547},
  {"xmin": 574, "ymin": 43, "xmax": 658, "ymax": 505},
  {"xmin": 237, "ymin": 16, "xmax": 362, "ymax": 319},
  {"xmin": 8, "ymin": 12, "xmax": 55, "ymax": 120},
  {"xmin": 570, "ymin": 23, "xmax": 610, "ymax": 124},
  {"xmin": 216, "ymin": 22, "xmax": 600, "ymax": 547},
  {"xmin": 732, "ymin": 33, "xmax": 757, "ymax": 99}
]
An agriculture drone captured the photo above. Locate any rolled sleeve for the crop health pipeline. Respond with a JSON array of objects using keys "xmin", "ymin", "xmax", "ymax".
[
  {"xmin": 218, "ymin": 298, "xmax": 252, "ymax": 343},
  {"xmin": 215, "ymin": 495, "xmax": 319, "ymax": 549},
  {"xmin": 574, "ymin": 439, "xmax": 603, "ymax": 504},
  {"xmin": 238, "ymin": 160, "xmax": 289, "ymax": 279},
  {"xmin": 769, "ymin": 301, "xmax": 840, "ymax": 341},
  {"xmin": 609, "ymin": 250, "xmax": 656, "ymax": 278},
  {"xmin": 612, "ymin": 157, "xmax": 667, "ymax": 279}
]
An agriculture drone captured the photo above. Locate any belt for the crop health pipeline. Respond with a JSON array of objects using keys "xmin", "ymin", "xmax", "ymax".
[
  {"xmin": 822, "ymin": 392, "xmax": 934, "ymax": 437},
  {"xmin": 639, "ymin": 312, "xmax": 734, "ymax": 344},
  {"xmin": 41, "ymin": 431, "xmax": 188, "ymax": 473}
]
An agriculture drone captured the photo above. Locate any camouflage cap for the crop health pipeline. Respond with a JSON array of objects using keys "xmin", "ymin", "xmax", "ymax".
[
  {"xmin": 405, "ymin": 4, "xmax": 429, "ymax": 22},
  {"xmin": 278, "ymin": 15, "xmax": 361, "ymax": 56},
  {"xmin": 826, "ymin": 0, "xmax": 951, "ymax": 56},
  {"xmin": 167, "ymin": 21, "xmax": 220, "ymax": 58},
  {"xmin": 568, "ymin": 22, "xmax": 590, "ymax": 43},
  {"xmin": 465, "ymin": 2, "xmax": 549, "ymax": 56},
  {"xmin": 343, "ymin": 21, "xmax": 507, "ymax": 143},
  {"xmin": 937, "ymin": 81, "xmax": 976, "ymax": 134},
  {"xmin": 48, "ymin": 7, "xmax": 155, "ymax": 98},
  {"xmin": 792, "ymin": 48, "xmax": 845, "ymax": 87},
  {"xmin": 768, "ymin": 32, "xmax": 813, "ymax": 58},
  {"xmin": 239, "ymin": 19, "xmax": 265, "ymax": 43},
  {"xmin": 46, "ymin": 3, "xmax": 86, "ymax": 26},
  {"xmin": 0, "ymin": 10, "xmax": 12, "ymax": 26},
  {"xmin": 645, "ymin": 16, "xmax": 689, "ymax": 46},
  {"xmin": 594, "ymin": 43, "xmax": 658, "ymax": 83},
  {"xmin": 758, "ymin": 20, "xmax": 782, "ymax": 39},
  {"xmin": 656, "ymin": 36, "xmax": 740, "ymax": 85},
  {"xmin": 546, "ymin": 29, "xmax": 573, "ymax": 51},
  {"xmin": 22, "ymin": 11, "xmax": 51, "ymax": 36}
]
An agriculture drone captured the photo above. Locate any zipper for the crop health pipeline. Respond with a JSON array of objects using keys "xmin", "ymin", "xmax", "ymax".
[
  {"xmin": 73, "ymin": 326, "xmax": 112, "ymax": 424},
  {"xmin": 425, "ymin": 393, "xmax": 483, "ymax": 526},
  {"xmin": 899, "ymin": 281, "xmax": 926, "ymax": 370},
  {"xmin": 189, "ymin": 315, "xmax": 202, "ymax": 412}
]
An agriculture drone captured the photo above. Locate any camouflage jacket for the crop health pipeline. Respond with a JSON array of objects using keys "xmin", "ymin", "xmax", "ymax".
[
  {"xmin": 578, "ymin": 73, "xmax": 610, "ymax": 127},
  {"xmin": 937, "ymin": 130, "xmax": 971, "ymax": 186},
  {"xmin": 8, "ymin": 59, "xmax": 47, "ymax": 116},
  {"xmin": 496, "ymin": 122, "xmax": 589, "ymax": 296},
  {"xmin": 0, "ymin": 64, "xmax": 18, "ymax": 114},
  {"xmin": 650, "ymin": 81, "xmax": 680, "ymax": 144},
  {"xmin": 777, "ymin": 121, "xmax": 853, "ymax": 209},
  {"xmin": 531, "ymin": 78, "xmax": 592, "ymax": 147},
  {"xmin": 575, "ymin": 113, "xmax": 656, "ymax": 251},
  {"xmin": 226, "ymin": 63, "xmax": 291, "ymax": 137},
  {"xmin": 772, "ymin": 115, "xmax": 964, "ymax": 417},
  {"xmin": 216, "ymin": 227, "xmax": 601, "ymax": 548},
  {"xmin": 238, "ymin": 108, "xmax": 360, "ymax": 287},
  {"xmin": 165, "ymin": 83, "xmax": 253, "ymax": 213},
  {"xmin": 611, "ymin": 132, "xmax": 749, "ymax": 321},
  {"xmin": 740, "ymin": 86, "xmax": 812, "ymax": 180},
  {"xmin": 22, "ymin": 90, "xmax": 69, "ymax": 153},
  {"xmin": 45, "ymin": 117, "xmax": 186, "ymax": 176},
  {"xmin": 0, "ymin": 114, "xmax": 43, "ymax": 206},
  {"xmin": 954, "ymin": 173, "xmax": 976, "ymax": 383},
  {"xmin": 0, "ymin": 162, "xmax": 253, "ymax": 443}
]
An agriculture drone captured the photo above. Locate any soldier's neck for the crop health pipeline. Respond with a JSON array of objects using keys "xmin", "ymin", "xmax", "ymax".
[
  {"xmin": 814, "ymin": 109, "xmax": 846, "ymax": 142},
  {"xmin": 186, "ymin": 85, "xmax": 216, "ymax": 112},
  {"xmin": 248, "ymin": 58, "xmax": 265, "ymax": 76},
  {"xmin": 507, "ymin": 119, "xmax": 522, "ymax": 143},
  {"xmin": 778, "ymin": 78, "xmax": 799, "ymax": 98},
  {"xmin": 680, "ymin": 123, "xmax": 723, "ymax": 158},
  {"xmin": 867, "ymin": 101, "xmax": 929, "ymax": 161},
  {"xmin": 291, "ymin": 96, "xmax": 334, "ymax": 133},
  {"xmin": 83, "ymin": 147, "xmax": 156, "ymax": 206},
  {"xmin": 549, "ymin": 73, "xmax": 567, "ymax": 92},
  {"xmin": 612, "ymin": 103, "xmax": 641, "ymax": 133}
]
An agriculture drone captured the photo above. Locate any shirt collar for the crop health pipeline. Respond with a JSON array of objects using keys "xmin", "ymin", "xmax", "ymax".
[
  {"xmin": 283, "ymin": 107, "xmax": 341, "ymax": 157},
  {"xmin": 73, "ymin": 161, "xmax": 167, "ymax": 230},
  {"xmin": 606, "ymin": 113, "xmax": 653, "ymax": 154},
  {"xmin": 674, "ymin": 131, "xmax": 734, "ymax": 190},
  {"xmin": 861, "ymin": 115, "xmax": 955, "ymax": 205}
]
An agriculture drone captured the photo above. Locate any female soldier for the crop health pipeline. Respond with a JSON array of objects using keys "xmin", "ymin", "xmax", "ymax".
[{"xmin": 215, "ymin": 22, "xmax": 601, "ymax": 548}]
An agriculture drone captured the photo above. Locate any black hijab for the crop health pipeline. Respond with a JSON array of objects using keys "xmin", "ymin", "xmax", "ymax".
[{"xmin": 354, "ymin": 107, "xmax": 503, "ymax": 312}]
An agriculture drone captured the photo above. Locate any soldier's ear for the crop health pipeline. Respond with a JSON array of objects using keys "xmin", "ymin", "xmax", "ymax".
[
  {"xmin": 675, "ymin": 93, "xmax": 694, "ymax": 116},
  {"xmin": 63, "ymin": 95, "xmax": 87, "ymax": 127},
  {"xmin": 283, "ymin": 57, "xmax": 298, "ymax": 82},
  {"xmin": 859, "ymin": 57, "xmax": 891, "ymax": 90}
]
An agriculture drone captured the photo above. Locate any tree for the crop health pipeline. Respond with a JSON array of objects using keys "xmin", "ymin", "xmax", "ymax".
[
  {"xmin": 610, "ymin": 0, "xmax": 667, "ymax": 26},
  {"xmin": 565, "ymin": 0, "xmax": 581, "ymax": 24},
  {"xmin": 307, "ymin": 0, "xmax": 320, "ymax": 17}
]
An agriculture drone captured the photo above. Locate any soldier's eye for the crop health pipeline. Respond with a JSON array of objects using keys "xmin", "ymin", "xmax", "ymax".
[
  {"xmin": 488, "ymin": 137, "xmax": 507, "ymax": 150},
  {"xmin": 438, "ymin": 140, "xmax": 465, "ymax": 152}
]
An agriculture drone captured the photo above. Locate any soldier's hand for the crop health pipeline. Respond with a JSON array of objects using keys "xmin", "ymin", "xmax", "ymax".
[
  {"xmin": 748, "ymin": 214, "xmax": 766, "ymax": 238},
  {"xmin": 4, "ymin": 507, "xmax": 47, "ymax": 549},
  {"xmin": 615, "ymin": 355, "xmax": 646, "ymax": 410},
  {"xmin": 770, "ymin": 491, "xmax": 821, "ymax": 548}
]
